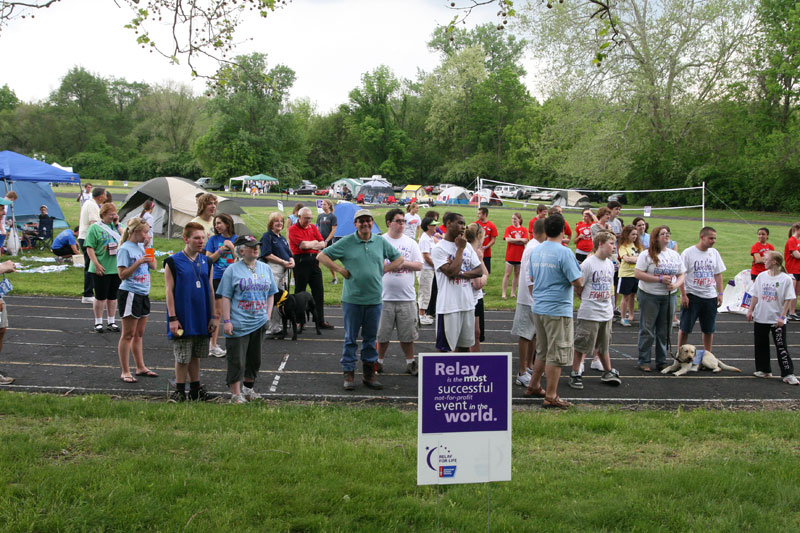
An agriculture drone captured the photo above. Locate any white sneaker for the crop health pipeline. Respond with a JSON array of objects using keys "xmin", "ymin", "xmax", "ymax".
[
  {"xmin": 515, "ymin": 371, "xmax": 531, "ymax": 387},
  {"xmin": 209, "ymin": 344, "xmax": 227, "ymax": 358},
  {"xmin": 230, "ymin": 393, "xmax": 247, "ymax": 404},
  {"xmin": 242, "ymin": 385, "xmax": 261, "ymax": 400},
  {"xmin": 590, "ymin": 358, "xmax": 604, "ymax": 372},
  {"xmin": 81, "ymin": 296, "xmax": 94, "ymax": 304},
  {"xmin": 419, "ymin": 315, "xmax": 434, "ymax": 325},
  {"xmin": 753, "ymin": 371, "xmax": 773, "ymax": 378},
  {"xmin": 783, "ymin": 374, "xmax": 799, "ymax": 385}
]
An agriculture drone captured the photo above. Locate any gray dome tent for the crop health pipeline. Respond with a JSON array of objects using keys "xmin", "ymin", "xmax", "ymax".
[{"xmin": 117, "ymin": 177, "xmax": 250, "ymax": 237}]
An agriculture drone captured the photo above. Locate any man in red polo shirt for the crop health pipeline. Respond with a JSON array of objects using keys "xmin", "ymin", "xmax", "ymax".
[
  {"xmin": 288, "ymin": 207, "xmax": 334, "ymax": 329},
  {"xmin": 474, "ymin": 207, "xmax": 498, "ymax": 274}
]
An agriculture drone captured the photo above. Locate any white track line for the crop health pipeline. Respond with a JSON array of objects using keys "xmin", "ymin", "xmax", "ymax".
[{"xmin": 269, "ymin": 353, "xmax": 291, "ymax": 392}]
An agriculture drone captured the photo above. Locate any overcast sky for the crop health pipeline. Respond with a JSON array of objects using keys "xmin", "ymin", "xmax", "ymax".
[{"xmin": 0, "ymin": 0, "xmax": 537, "ymax": 113}]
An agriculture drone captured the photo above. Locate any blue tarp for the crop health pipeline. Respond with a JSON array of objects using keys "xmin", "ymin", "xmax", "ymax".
[
  {"xmin": 0, "ymin": 151, "xmax": 81, "ymax": 184},
  {"xmin": 333, "ymin": 201, "xmax": 382, "ymax": 237},
  {"xmin": 0, "ymin": 181, "xmax": 69, "ymax": 230}
]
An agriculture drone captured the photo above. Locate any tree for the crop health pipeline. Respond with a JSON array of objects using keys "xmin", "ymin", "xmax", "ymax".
[
  {"xmin": 135, "ymin": 81, "xmax": 204, "ymax": 153},
  {"xmin": 0, "ymin": 84, "xmax": 18, "ymax": 111}
]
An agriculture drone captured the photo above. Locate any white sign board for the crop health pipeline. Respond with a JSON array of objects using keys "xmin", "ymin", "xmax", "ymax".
[{"xmin": 417, "ymin": 352, "xmax": 512, "ymax": 485}]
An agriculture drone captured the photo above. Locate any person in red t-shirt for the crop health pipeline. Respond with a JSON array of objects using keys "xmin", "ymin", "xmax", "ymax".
[
  {"xmin": 783, "ymin": 223, "xmax": 800, "ymax": 320},
  {"xmin": 574, "ymin": 208, "xmax": 596, "ymax": 263},
  {"xmin": 548, "ymin": 205, "xmax": 573, "ymax": 245},
  {"xmin": 288, "ymin": 207, "xmax": 334, "ymax": 329},
  {"xmin": 751, "ymin": 227, "xmax": 774, "ymax": 281},
  {"xmin": 502, "ymin": 213, "xmax": 529, "ymax": 299},
  {"xmin": 475, "ymin": 207, "xmax": 499, "ymax": 274},
  {"xmin": 527, "ymin": 204, "xmax": 549, "ymax": 236}
]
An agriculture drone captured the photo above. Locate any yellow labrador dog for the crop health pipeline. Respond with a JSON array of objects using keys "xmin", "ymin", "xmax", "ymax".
[{"xmin": 661, "ymin": 344, "xmax": 742, "ymax": 376}]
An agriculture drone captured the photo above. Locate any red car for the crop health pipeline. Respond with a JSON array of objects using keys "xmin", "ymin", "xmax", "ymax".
[{"xmin": 314, "ymin": 188, "xmax": 330, "ymax": 196}]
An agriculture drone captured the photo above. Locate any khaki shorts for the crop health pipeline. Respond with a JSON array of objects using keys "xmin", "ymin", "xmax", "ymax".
[
  {"xmin": 0, "ymin": 298, "xmax": 8, "ymax": 329},
  {"xmin": 172, "ymin": 336, "xmax": 210, "ymax": 365},
  {"xmin": 574, "ymin": 318, "xmax": 612, "ymax": 356},
  {"xmin": 532, "ymin": 314, "xmax": 573, "ymax": 366},
  {"xmin": 510, "ymin": 303, "xmax": 536, "ymax": 340},
  {"xmin": 377, "ymin": 301, "xmax": 419, "ymax": 343}
]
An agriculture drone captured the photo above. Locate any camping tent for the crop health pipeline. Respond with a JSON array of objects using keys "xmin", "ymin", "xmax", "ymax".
[
  {"xmin": 0, "ymin": 181, "xmax": 69, "ymax": 230},
  {"xmin": 332, "ymin": 201, "xmax": 382, "ymax": 237},
  {"xmin": 551, "ymin": 190, "xmax": 591, "ymax": 208},
  {"xmin": 227, "ymin": 175, "xmax": 250, "ymax": 191},
  {"xmin": 358, "ymin": 178, "xmax": 394, "ymax": 203},
  {"xmin": 330, "ymin": 178, "xmax": 363, "ymax": 197},
  {"xmin": 118, "ymin": 177, "xmax": 250, "ymax": 238},
  {"xmin": 469, "ymin": 189, "xmax": 502, "ymax": 206},
  {"xmin": 436, "ymin": 186, "xmax": 471, "ymax": 205},
  {"xmin": 0, "ymin": 150, "xmax": 81, "ymax": 184},
  {"xmin": 400, "ymin": 185, "xmax": 429, "ymax": 203}
]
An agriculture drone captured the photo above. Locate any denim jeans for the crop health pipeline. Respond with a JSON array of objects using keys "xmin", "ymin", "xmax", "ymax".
[
  {"xmin": 637, "ymin": 290, "xmax": 675, "ymax": 366},
  {"xmin": 340, "ymin": 302, "xmax": 382, "ymax": 371}
]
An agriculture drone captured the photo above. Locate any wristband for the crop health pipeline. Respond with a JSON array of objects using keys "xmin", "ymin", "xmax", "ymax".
[
  {"xmin": 168, "ymin": 316, "xmax": 178, "ymax": 322},
  {"xmin": 211, "ymin": 315, "xmax": 219, "ymax": 319},
  {"xmin": 718, "ymin": 292, "xmax": 723, "ymax": 296},
  {"xmin": 659, "ymin": 275, "xmax": 663, "ymax": 283},
  {"xmin": 223, "ymin": 319, "xmax": 232, "ymax": 324},
  {"xmin": 780, "ymin": 316, "xmax": 786, "ymax": 320}
]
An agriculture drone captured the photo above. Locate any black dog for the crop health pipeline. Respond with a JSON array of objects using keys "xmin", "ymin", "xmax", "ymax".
[{"xmin": 276, "ymin": 290, "xmax": 321, "ymax": 340}]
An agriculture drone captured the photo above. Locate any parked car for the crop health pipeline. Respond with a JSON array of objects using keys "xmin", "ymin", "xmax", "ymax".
[
  {"xmin": 314, "ymin": 188, "xmax": 330, "ymax": 196},
  {"xmin": 283, "ymin": 180, "xmax": 318, "ymax": 195},
  {"xmin": 494, "ymin": 185, "xmax": 520, "ymax": 198},
  {"xmin": 431, "ymin": 183, "xmax": 456, "ymax": 195},
  {"xmin": 194, "ymin": 177, "xmax": 224, "ymax": 191}
]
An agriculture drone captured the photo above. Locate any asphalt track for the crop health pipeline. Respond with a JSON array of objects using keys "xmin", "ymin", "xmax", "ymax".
[{"xmin": 1, "ymin": 295, "xmax": 798, "ymax": 406}]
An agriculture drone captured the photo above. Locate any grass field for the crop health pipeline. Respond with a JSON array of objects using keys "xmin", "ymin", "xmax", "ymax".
[
  {"xmin": 13, "ymin": 189, "xmax": 798, "ymax": 308},
  {"xmin": 1, "ymin": 392, "xmax": 798, "ymax": 532}
]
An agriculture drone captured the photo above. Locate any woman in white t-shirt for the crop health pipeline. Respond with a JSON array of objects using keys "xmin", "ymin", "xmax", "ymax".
[
  {"xmin": 634, "ymin": 225, "xmax": 686, "ymax": 372},
  {"xmin": 404, "ymin": 203, "xmax": 422, "ymax": 241},
  {"xmin": 465, "ymin": 223, "xmax": 489, "ymax": 352},
  {"xmin": 747, "ymin": 251, "xmax": 799, "ymax": 385}
]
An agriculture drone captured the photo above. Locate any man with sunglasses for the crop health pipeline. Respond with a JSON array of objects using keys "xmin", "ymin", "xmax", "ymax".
[{"xmin": 318, "ymin": 210, "xmax": 403, "ymax": 391}]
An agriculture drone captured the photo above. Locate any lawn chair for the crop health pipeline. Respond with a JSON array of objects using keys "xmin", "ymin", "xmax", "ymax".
[{"xmin": 31, "ymin": 217, "xmax": 54, "ymax": 251}]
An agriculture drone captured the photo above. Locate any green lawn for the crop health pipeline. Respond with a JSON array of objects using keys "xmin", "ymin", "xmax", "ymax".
[
  {"xmin": 15, "ymin": 193, "xmax": 797, "ymax": 308},
  {"xmin": 1, "ymin": 392, "xmax": 798, "ymax": 532}
]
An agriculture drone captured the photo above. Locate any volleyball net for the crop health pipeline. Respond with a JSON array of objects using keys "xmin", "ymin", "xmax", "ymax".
[{"xmin": 475, "ymin": 178, "xmax": 707, "ymax": 226}]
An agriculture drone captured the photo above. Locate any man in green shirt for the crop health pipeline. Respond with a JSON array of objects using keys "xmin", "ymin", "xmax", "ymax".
[{"xmin": 318, "ymin": 209, "xmax": 403, "ymax": 391}]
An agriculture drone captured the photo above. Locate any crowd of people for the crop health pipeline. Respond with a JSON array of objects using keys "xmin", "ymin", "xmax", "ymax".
[{"xmin": 1, "ymin": 195, "xmax": 799, "ymax": 400}]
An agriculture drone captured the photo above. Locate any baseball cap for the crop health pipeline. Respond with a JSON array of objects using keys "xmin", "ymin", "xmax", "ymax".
[
  {"xmin": 353, "ymin": 209, "xmax": 373, "ymax": 222},
  {"xmin": 234, "ymin": 235, "xmax": 259, "ymax": 248}
]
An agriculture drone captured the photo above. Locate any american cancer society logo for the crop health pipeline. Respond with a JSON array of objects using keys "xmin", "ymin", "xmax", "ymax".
[{"xmin": 426, "ymin": 445, "xmax": 457, "ymax": 478}]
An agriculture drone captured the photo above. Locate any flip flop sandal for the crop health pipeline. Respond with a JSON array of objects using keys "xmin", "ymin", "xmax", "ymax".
[
  {"xmin": 121, "ymin": 376, "xmax": 137, "ymax": 383},
  {"xmin": 542, "ymin": 396, "xmax": 571, "ymax": 410},
  {"xmin": 135, "ymin": 370, "xmax": 158, "ymax": 378}
]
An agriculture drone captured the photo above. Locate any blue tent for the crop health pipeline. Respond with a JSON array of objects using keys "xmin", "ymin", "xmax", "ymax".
[
  {"xmin": 333, "ymin": 201, "xmax": 382, "ymax": 237},
  {"xmin": 0, "ymin": 151, "xmax": 81, "ymax": 183},
  {"xmin": 0, "ymin": 181, "xmax": 69, "ymax": 230}
]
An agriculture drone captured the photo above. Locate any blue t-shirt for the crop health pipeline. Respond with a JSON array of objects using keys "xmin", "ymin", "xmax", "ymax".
[
  {"xmin": 259, "ymin": 231, "xmax": 293, "ymax": 262},
  {"xmin": 164, "ymin": 251, "xmax": 214, "ymax": 339},
  {"xmin": 529, "ymin": 240, "xmax": 582, "ymax": 317},
  {"xmin": 52, "ymin": 229, "xmax": 76, "ymax": 251},
  {"xmin": 216, "ymin": 260, "xmax": 278, "ymax": 337},
  {"xmin": 204, "ymin": 234, "xmax": 237, "ymax": 279},
  {"xmin": 117, "ymin": 241, "xmax": 151, "ymax": 295}
]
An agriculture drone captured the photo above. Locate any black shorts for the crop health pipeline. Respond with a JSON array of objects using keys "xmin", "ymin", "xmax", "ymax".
[
  {"xmin": 617, "ymin": 277, "xmax": 639, "ymax": 295},
  {"xmin": 117, "ymin": 290, "xmax": 151, "ymax": 318},
  {"xmin": 576, "ymin": 251, "xmax": 589, "ymax": 264},
  {"xmin": 679, "ymin": 293, "xmax": 718, "ymax": 334},
  {"xmin": 92, "ymin": 273, "xmax": 120, "ymax": 301},
  {"xmin": 793, "ymin": 273, "xmax": 800, "ymax": 281},
  {"xmin": 213, "ymin": 277, "xmax": 223, "ymax": 299},
  {"xmin": 506, "ymin": 261, "xmax": 520, "ymax": 266}
]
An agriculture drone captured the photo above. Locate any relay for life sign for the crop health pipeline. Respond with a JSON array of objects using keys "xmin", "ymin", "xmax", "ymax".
[{"xmin": 417, "ymin": 352, "xmax": 512, "ymax": 485}]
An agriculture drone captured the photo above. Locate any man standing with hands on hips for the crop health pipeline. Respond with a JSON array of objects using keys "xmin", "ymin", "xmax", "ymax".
[
  {"xmin": 678, "ymin": 227, "xmax": 726, "ymax": 354},
  {"xmin": 318, "ymin": 210, "xmax": 403, "ymax": 391}
]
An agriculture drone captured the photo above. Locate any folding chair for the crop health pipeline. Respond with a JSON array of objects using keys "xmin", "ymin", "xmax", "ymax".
[{"xmin": 33, "ymin": 217, "xmax": 54, "ymax": 251}]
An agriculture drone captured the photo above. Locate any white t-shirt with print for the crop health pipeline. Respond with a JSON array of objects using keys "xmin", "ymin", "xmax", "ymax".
[
  {"xmin": 577, "ymin": 254, "xmax": 615, "ymax": 321},
  {"xmin": 516, "ymin": 239, "xmax": 541, "ymax": 307},
  {"xmin": 681, "ymin": 245, "xmax": 726, "ymax": 299},
  {"xmin": 382, "ymin": 234, "xmax": 422, "ymax": 301},
  {"xmin": 404, "ymin": 213, "xmax": 421, "ymax": 240},
  {"xmin": 432, "ymin": 239, "xmax": 481, "ymax": 314},
  {"xmin": 635, "ymin": 249, "xmax": 686, "ymax": 295},
  {"xmin": 418, "ymin": 232, "xmax": 435, "ymax": 271},
  {"xmin": 751, "ymin": 271, "xmax": 796, "ymax": 324}
]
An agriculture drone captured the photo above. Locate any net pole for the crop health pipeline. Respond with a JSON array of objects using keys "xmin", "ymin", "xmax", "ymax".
[{"xmin": 702, "ymin": 182, "xmax": 706, "ymax": 227}]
